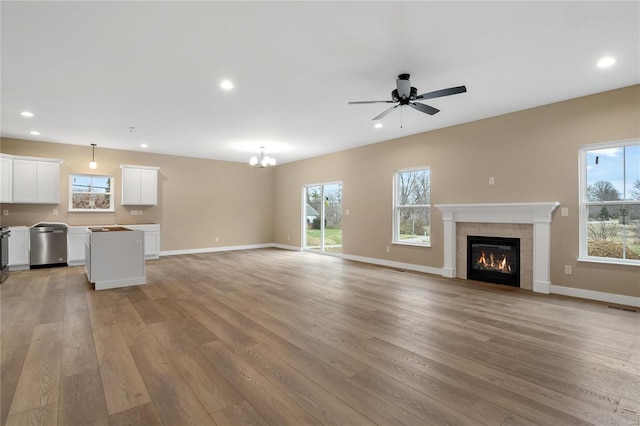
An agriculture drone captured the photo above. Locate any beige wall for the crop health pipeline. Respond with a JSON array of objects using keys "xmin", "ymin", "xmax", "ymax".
[
  {"xmin": 273, "ymin": 85, "xmax": 640, "ymax": 298},
  {"xmin": 1, "ymin": 85, "xmax": 638, "ymax": 298},
  {"xmin": 0, "ymin": 140, "xmax": 274, "ymax": 250}
]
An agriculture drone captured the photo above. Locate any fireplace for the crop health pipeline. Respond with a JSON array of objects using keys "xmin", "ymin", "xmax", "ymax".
[
  {"xmin": 435, "ymin": 203, "xmax": 559, "ymax": 293},
  {"xmin": 467, "ymin": 236, "xmax": 520, "ymax": 287}
]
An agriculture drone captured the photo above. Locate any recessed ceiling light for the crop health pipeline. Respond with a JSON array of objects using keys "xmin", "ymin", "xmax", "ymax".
[
  {"xmin": 220, "ymin": 80, "xmax": 234, "ymax": 90},
  {"xmin": 374, "ymin": 123, "xmax": 383, "ymax": 129},
  {"xmin": 140, "ymin": 143, "xmax": 148, "ymax": 148},
  {"xmin": 21, "ymin": 111, "xmax": 34, "ymax": 117},
  {"xmin": 597, "ymin": 56, "xmax": 616, "ymax": 68},
  {"xmin": 30, "ymin": 131, "xmax": 40, "ymax": 135}
]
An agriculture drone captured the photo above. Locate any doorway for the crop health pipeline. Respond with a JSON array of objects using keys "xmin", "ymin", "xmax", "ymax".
[{"xmin": 303, "ymin": 182, "xmax": 342, "ymax": 253}]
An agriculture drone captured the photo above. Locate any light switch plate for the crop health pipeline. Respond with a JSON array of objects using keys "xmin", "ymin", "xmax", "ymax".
[{"xmin": 561, "ymin": 207, "xmax": 568, "ymax": 216}]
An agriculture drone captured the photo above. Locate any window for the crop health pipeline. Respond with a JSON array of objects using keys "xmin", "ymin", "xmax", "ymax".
[
  {"xmin": 579, "ymin": 140, "xmax": 640, "ymax": 264},
  {"xmin": 69, "ymin": 174, "xmax": 114, "ymax": 212},
  {"xmin": 394, "ymin": 167, "xmax": 430, "ymax": 246}
]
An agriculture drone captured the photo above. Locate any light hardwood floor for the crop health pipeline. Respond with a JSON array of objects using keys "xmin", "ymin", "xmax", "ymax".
[{"xmin": 1, "ymin": 248, "xmax": 639, "ymax": 425}]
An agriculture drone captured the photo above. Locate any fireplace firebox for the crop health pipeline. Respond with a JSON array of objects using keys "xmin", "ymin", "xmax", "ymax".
[{"xmin": 467, "ymin": 236, "xmax": 520, "ymax": 287}]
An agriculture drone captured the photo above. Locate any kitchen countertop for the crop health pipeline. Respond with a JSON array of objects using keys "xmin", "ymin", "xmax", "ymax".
[{"xmin": 89, "ymin": 226, "xmax": 133, "ymax": 232}]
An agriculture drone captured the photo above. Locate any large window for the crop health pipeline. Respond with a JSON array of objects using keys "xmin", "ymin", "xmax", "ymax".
[
  {"xmin": 580, "ymin": 140, "xmax": 640, "ymax": 264},
  {"xmin": 69, "ymin": 174, "xmax": 114, "ymax": 212},
  {"xmin": 394, "ymin": 167, "xmax": 430, "ymax": 246}
]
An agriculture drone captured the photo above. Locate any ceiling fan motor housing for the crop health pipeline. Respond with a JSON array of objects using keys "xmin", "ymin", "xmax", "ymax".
[{"xmin": 391, "ymin": 87, "xmax": 417, "ymax": 104}]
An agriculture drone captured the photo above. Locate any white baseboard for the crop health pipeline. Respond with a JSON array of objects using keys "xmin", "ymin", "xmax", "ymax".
[
  {"xmin": 271, "ymin": 243, "xmax": 302, "ymax": 251},
  {"xmin": 533, "ymin": 280, "xmax": 550, "ymax": 294},
  {"xmin": 550, "ymin": 284, "xmax": 640, "ymax": 307},
  {"xmin": 160, "ymin": 243, "xmax": 273, "ymax": 256},
  {"xmin": 94, "ymin": 276, "xmax": 146, "ymax": 291},
  {"xmin": 342, "ymin": 253, "xmax": 444, "ymax": 276}
]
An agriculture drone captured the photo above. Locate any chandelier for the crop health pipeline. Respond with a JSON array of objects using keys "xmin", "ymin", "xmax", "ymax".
[{"xmin": 249, "ymin": 147, "xmax": 276, "ymax": 168}]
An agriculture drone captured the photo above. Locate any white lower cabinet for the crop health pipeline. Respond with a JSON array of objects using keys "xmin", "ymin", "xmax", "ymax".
[
  {"xmin": 67, "ymin": 226, "xmax": 88, "ymax": 266},
  {"xmin": 8, "ymin": 227, "xmax": 29, "ymax": 270},
  {"xmin": 123, "ymin": 224, "xmax": 160, "ymax": 259}
]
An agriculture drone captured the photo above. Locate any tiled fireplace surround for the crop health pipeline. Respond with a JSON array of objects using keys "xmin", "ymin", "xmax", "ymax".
[{"xmin": 435, "ymin": 203, "xmax": 560, "ymax": 293}]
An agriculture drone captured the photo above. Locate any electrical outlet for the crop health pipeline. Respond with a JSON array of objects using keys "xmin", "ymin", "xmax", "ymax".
[
  {"xmin": 561, "ymin": 207, "xmax": 568, "ymax": 216},
  {"xmin": 287, "ymin": 235, "xmax": 290, "ymax": 241},
  {"xmin": 215, "ymin": 236, "xmax": 219, "ymax": 242},
  {"xmin": 52, "ymin": 209, "xmax": 58, "ymax": 216},
  {"xmin": 138, "ymin": 210, "xmax": 143, "ymax": 216},
  {"xmin": 3, "ymin": 209, "xmax": 8, "ymax": 216},
  {"xmin": 489, "ymin": 177, "xmax": 495, "ymax": 185},
  {"xmin": 564, "ymin": 265, "xmax": 572, "ymax": 275},
  {"xmin": 130, "ymin": 210, "xmax": 138, "ymax": 216},
  {"xmin": 386, "ymin": 246, "xmax": 390, "ymax": 253},
  {"xmin": 346, "ymin": 209, "xmax": 350, "ymax": 216}
]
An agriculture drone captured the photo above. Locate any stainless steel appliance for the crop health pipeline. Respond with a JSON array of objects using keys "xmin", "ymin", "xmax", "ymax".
[
  {"xmin": 30, "ymin": 223, "xmax": 68, "ymax": 268},
  {"xmin": 0, "ymin": 226, "xmax": 9, "ymax": 282}
]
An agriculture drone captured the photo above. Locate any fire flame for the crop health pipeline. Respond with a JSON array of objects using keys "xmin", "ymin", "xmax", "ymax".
[{"xmin": 476, "ymin": 250, "xmax": 511, "ymax": 272}]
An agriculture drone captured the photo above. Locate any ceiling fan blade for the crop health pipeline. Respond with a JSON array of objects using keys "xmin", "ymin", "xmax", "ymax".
[
  {"xmin": 409, "ymin": 102, "xmax": 439, "ymax": 115},
  {"xmin": 396, "ymin": 78, "xmax": 411, "ymax": 99},
  {"xmin": 372, "ymin": 104, "xmax": 400, "ymax": 120},
  {"xmin": 348, "ymin": 100, "xmax": 395, "ymax": 104},
  {"xmin": 416, "ymin": 85, "xmax": 467, "ymax": 100}
]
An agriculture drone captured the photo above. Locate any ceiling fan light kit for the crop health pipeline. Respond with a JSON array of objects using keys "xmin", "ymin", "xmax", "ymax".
[{"xmin": 349, "ymin": 73, "xmax": 467, "ymax": 121}]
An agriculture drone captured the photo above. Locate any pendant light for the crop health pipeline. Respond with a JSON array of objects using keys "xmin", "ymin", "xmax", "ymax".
[{"xmin": 89, "ymin": 143, "xmax": 97, "ymax": 169}]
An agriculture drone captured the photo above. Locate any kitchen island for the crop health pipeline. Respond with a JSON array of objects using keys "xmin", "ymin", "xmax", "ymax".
[{"xmin": 85, "ymin": 226, "xmax": 146, "ymax": 290}]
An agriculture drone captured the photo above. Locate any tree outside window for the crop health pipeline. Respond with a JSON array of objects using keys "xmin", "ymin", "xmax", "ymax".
[
  {"xmin": 394, "ymin": 167, "xmax": 430, "ymax": 245},
  {"xmin": 69, "ymin": 174, "xmax": 114, "ymax": 212},
  {"xmin": 581, "ymin": 141, "xmax": 640, "ymax": 263}
]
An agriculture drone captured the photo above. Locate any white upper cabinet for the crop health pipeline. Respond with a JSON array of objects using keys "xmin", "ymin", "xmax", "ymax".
[
  {"xmin": 0, "ymin": 154, "xmax": 13, "ymax": 203},
  {"xmin": 9, "ymin": 156, "xmax": 62, "ymax": 204},
  {"xmin": 121, "ymin": 164, "xmax": 159, "ymax": 205}
]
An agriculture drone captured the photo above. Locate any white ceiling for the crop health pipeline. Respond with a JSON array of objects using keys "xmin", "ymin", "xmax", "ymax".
[{"xmin": 2, "ymin": 1, "xmax": 638, "ymax": 165}]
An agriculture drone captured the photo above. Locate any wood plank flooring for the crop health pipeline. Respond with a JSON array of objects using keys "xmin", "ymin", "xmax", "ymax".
[{"xmin": 1, "ymin": 248, "xmax": 639, "ymax": 425}]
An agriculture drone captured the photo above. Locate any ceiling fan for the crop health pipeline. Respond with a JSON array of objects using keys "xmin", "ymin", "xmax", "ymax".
[{"xmin": 348, "ymin": 73, "xmax": 467, "ymax": 120}]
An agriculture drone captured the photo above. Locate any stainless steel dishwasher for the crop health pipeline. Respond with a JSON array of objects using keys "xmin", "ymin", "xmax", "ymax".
[{"xmin": 30, "ymin": 223, "xmax": 68, "ymax": 268}]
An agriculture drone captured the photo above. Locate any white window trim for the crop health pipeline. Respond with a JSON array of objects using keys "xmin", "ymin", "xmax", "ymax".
[
  {"xmin": 69, "ymin": 174, "xmax": 115, "ymax": 212},
  {"xmin": 393, "ymin": 166, "xmax": 431, "ymax": 247},
  {"xmin": 578, "ymin": 138, "xmax": 640, "ymax": 266}
]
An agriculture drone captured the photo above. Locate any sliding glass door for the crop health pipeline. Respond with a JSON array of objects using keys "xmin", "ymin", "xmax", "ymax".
[{"xmin": 304, "ymin": 182, "xmax": 342, "ymax": 253}]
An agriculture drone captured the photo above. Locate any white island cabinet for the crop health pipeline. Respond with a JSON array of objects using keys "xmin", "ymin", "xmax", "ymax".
[{"xmin": 85, "ymin": 227, "xmax": 145, "ymax": 290}]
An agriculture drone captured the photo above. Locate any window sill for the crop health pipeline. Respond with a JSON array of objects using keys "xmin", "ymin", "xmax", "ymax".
[
  {"xmin": 392, "ymin": 241, "xmax": 431, "ymax": 248},
  {"xmin": 69, "ymin": 209, "xmax": 115, "ymax": 213},
  {"xmin": 578, "ymin": 257, "xmax": 640, "ymax": 267}
]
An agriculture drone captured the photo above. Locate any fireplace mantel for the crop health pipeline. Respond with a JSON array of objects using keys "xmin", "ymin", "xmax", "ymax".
[{"xmin": 435, "ymin": 202, "xmax": 560, "ymax": 293}]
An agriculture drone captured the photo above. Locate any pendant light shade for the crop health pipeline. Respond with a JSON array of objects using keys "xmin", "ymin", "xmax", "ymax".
[{"xmin": 89, "ymin": 144, "xmax": 97, "ymax": 169}]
